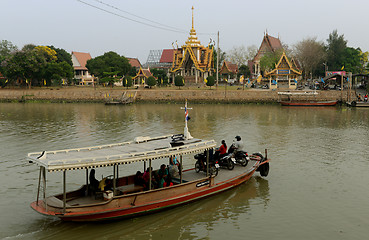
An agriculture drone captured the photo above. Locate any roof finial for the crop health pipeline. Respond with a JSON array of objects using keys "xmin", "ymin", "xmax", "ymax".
[{"xmin": 191, "ymin": 6, "xmax": 194, "ymax": 29}]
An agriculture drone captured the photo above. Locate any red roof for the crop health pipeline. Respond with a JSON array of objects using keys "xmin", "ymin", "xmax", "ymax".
[
  {"xmin": 127, "ymin": 58, "xmax": 142, "ymax": 68},
  {"xmin": 160, "ymin": 49, "xmax": 174, "ymax": 63},
  {"xmin": 266, "ymin": 34, "xmax": 283, "ymax": 51},
  {"xmin": 72, "ymin": 51, "xmax": 92, "ymax": 70}
]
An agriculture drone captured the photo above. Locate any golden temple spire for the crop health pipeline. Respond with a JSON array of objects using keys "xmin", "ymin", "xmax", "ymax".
[{"xmin": 192, "ymin": 6, "xmax": 194, "ymax": 29}]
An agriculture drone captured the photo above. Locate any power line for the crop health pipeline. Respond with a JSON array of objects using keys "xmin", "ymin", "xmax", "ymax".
[
  {"xmin": 93, "ymin": 0, "xmax": 186, "ymax": 33},
  {"xmin": 76, "ymin": 0, "xmax": 216, "ymax": 36},
  {"xmin": 76, "ymin": 0, "xmax": 187, "ymax": 34}
]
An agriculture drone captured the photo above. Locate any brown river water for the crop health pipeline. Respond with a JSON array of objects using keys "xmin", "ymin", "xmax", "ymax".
[{"xmin": 0, "ymin": 102, "xmax": 369, "ymax": 240}]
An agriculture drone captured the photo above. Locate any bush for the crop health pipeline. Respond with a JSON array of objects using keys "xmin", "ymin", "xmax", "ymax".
[
  {"xmin": 147, "ymin": 76, "xmax": 156, "ymax": 88},
  {"xmin": 175, "ymin": 75, "xmax": 184, "ymax": 89},
  {"xmin": 206, "ymin": 76, "xmax": 215, "ymax": 89},
  {"xmin": 123, "ymin": 76, "xmax": 132, "ymax": 88}
]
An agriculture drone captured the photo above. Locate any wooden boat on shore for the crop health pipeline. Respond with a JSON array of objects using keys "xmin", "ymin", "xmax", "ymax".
[
  {"xmin": 346, "ymin": 101, "xmax": 369, "ymax": 107},
  {"xmin": 28, "ymin": 101, "xmax": 270, "ymax": 222},
  {"xmin": 278, "ymin": 91, "xmax": 338, "ymax": 107},
  {"xmin": 280, "ymin": 100, "xmax": 338, "ymax": 106}
]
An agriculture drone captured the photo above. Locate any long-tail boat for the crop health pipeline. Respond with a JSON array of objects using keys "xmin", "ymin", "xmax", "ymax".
[{"xmin": 28, "ymin": 101, "xmax": 270, "ymax": 221}]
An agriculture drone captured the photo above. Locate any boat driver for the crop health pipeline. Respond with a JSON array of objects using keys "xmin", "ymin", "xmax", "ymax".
[{"xmin": 232, "ymin": 136, "xmax": 244, "ymax": 152}]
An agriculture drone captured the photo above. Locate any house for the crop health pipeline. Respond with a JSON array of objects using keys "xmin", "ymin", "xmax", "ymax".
[{"xmin": 71, "ymin": 51, "xmax": 94, "ymax": 86}]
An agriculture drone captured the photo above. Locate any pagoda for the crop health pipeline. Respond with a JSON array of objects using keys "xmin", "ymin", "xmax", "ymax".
[{"xmin": 170, "ymin": 7, "xmax": 214, "ymax": 84}]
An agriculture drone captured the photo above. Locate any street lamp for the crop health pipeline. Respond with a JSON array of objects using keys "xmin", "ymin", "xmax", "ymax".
[{"xmin": 323, "ymin": 62, "xmax": 328, "ymax": 77}]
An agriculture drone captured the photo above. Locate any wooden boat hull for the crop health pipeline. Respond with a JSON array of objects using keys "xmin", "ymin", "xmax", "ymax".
[
  {"xmin": 346, "ymin": 101, "xmax": 369, "ymax": 107},
  {"xmin": 30, "ymin": 160, "xmax": 268, "ymax": 222},
  {"xmin": 280, "ymin": 100, "xmax": 338, "ymax": 106}
]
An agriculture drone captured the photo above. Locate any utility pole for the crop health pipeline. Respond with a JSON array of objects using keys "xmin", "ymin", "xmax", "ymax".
[{"xmin": 216, "ymin": 31, "xmax": 219, "ymax": 89}]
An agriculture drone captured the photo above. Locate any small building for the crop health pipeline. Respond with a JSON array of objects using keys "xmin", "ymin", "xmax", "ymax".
[
  {"xmin": 249, "ymin": 33, "xmax": 283, "ymax": 79},
  {"xmin": 127, "ymin": 57, "xmax": 142, "ymax": 70},
  {"xmin": 264, "ymin": 52, "xmax": 302, "ymax": 89},
  {"xmin": 170, "ymin": 7, "xmax": 214, "ymax": 84},
  {"xmin": 132, "ymin": 67, "xmax": 155, "ymax": 87},
  {"xmin": 219, "ymin": 61, "xmax": 238, "ymax": 83},
  {"xmin": 71, "ymin": 51, "xmax": 94, "ymax": 86}
]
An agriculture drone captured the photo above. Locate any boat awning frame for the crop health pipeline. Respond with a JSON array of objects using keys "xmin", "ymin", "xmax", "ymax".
[{"xmin": 27, "ymin": 134, "xmax": 216, "ymax": 172}]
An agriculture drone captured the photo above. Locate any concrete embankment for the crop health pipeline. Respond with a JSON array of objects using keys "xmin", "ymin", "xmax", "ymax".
[{"xmin": 0, "ymin": 87, "xmax": 349, "ymax": 103}]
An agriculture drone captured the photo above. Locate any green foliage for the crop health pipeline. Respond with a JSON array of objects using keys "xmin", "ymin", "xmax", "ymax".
[
  {"xmin": 86, "ymin": 51, "xmax": 131, "ymax": 80},
  {"xmin": 238, "ymin": 64, "xmax": 250, "ymax": 78},
  {"xmin": 175, "ymin": 75, "xmax": 184, "ymax": 89},
  {"xmin": 44, "ymin": 62, "xmax": 74, "ymax": 86},
  {"xmin": 206, "ymin": 76, "xmax": 215, "ymax": 88},
  {"xmin": 147, "ymin": 76, "xmax": 156, "ymax": 88},
  {"xmin": 0, "ymin": 40, "xmax": 17, "ymax": 73},
  {"xmin": 326, "ymin": 30, "xmax": 347, "ymax": 71},
  {"xmin": 123, "ymin": 76, "xmax": 132, "ymax": 88},
  {"xmin": 260, "ymin": 50, "xmax": 283, "ymax": 74},
  {"xmin": 48, "ymin": 46, "xmax": 73, "ymax": 66},
  {"xmin": 342, "ymin": 47, "xmax": 361, "ymax": 73}
]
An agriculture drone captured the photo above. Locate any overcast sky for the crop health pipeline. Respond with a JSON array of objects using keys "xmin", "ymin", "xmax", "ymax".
[{"xmin": 2, "ymin": 0, "xmax": 369, "ymax": 63}]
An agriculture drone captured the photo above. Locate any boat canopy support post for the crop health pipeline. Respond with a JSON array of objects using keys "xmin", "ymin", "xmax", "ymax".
[
  {"xmin": 206, "ymin": 150, "xmax": 209, "ymax": 177},
  {"xmin": 149, "ymin": 160, "xmax": 152, "ymax": 190},
  {"xmin": 180, "ymin": 155, "xmax": 183, "ymax": 184},
  {"xmin": 85, "ymin": 168, "xmax": 89, "ymax": 196},
  {"xmin": 41, "ymin": 166, "xmax": 47, "ymax": 212},
  {"xmin": 36, "ymin": 167, "xmax": 42, "ymax": 205},
  {"xmin": 113, "ymin": 165, "xmax": 117, "ymax": 195},
  {"xmin": 63, "ymin": 170, "xmax": 66, "ymax": 213}
]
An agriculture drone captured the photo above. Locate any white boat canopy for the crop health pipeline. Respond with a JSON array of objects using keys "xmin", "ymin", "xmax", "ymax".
[{"xmin": 28, "ymin": 134, "xmax": 216, "ymax": 172}]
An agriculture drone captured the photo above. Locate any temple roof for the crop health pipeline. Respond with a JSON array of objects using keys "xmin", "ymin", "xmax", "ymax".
[
  {"xmin": 127, "ymin": 58, "xmax": 142, "ymax": 68},
  {"xmin": 133, "ymin": 67, "xmax": 155, "ymax": 80},
  {"xmin": 160, "ymin": 49, "xmax": 174, "ymax": 63},
  {"xmin": 265, "ymin": 52, "xmax": 302, "ymax": 76},
  {"xmin": 252, "ymin": 33, "xmax": 283, "ymax": 62},
  {"xmin": 220, "ymin": 61, "xmax": 238, "ymax": 74}
]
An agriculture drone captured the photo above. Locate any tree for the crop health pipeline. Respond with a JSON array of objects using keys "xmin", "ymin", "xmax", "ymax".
[
  {"xmin": 293, "ymin": 37, "xmax": 326, "ymax": 79},
  {"xmin": 48, "ymin": 46, "xmax": 73, "ymax": 66},
  {"xmin": 259, "ymin": 50, "xmax": 283, "ymax": 74},
  {"xmin": 359, "ymin": 51, "xmax": 369, "ymax": 74},
  {"xmin": 227, "ymin": 45, "xmax": 258, "ymax": 66},
  {"xmin": 174, "ymin": 75, "xmax": 184, "ymax": 89},
  {"xmin": 86, "ymin": 51, "xmax": 131, "ymax": 80},
  {"xmin": 151, "ymin": 68, "xmax": 168, "ymax": 86},
  {"xmin": 44, "ymin": 62, "xmax": 74, "ymax": 86},
  {"xmin": 123, "ymin": 76, "xmax": 133, "ymax": 88},
  {"xmin": 0, "ymin": 40, "xmax": 17, "ymax": 73},
  {"xmin": 147, "ymin": 76, "xmax": 156, "ymax": 88},
  {"xmin": 326, "ymin": 30, "xmax": 347, "ymax": 71},
  {"xmin": 3, "ymin": 47, "xmax": 47, "ymax": 88},
  {"xmin": 100, "ymin": 71, "xmax": 120, "ymax": 87},
  {"xmin": 238, "ymin": 64, "xmax": 250, "ymax": 78},
  {"xmin": 342, "ymin": 47, "xmax": 361, "ymax": 73},
  {"xmin": 206, "ymin": 76, "xmax": 215, "ymax": 89}
]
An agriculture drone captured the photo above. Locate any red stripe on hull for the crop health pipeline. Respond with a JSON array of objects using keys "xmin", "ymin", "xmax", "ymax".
[
  {"xmin": 281, "ymin": 101, "xmax": 338, "ymax": 106},
  {"xmin": 34, "ymin": 169, "xmax": 257, "ymax": 222}
]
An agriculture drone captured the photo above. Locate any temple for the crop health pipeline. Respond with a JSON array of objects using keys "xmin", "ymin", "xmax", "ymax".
[
  {"xmin": 249, "ymin": 33, "xmax": 283, "ymax": 79},
  {"xmin": 264, "ymin": 51, "xmax": 302, "ymax": 89},
  {"xmin": 170, "ymin": 7, "xmax": 214, "ymax": 84}
]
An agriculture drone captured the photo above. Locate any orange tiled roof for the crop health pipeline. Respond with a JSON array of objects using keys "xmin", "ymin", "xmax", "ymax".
[
  {"xmin": 127, "ymin": 58, "xmax": 142, "ymax": 68},
  {"xmin": 72, "ymin": 51, "xmax": 92, "ymax": 70},
  {"xmin": 160, "ymin": 49, "xmax": 174, "ymax": 63}
]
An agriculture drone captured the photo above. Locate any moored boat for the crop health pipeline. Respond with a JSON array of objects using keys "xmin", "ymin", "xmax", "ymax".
[
  {"xmin": 280, "ymin": 100, "xmax": 338, "ymax": 106},
  {"xmin": 346, "ymin": 100, "xmax": 369, "ymax": 107},
  {"xmin": 28, "ymin": 101, "xmax": 270, "ymax": 222}
]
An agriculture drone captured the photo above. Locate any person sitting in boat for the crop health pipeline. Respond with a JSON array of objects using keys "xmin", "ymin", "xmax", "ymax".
[
  {"xmin": 134, "ymin": 171, "xmax": 145, "ymax": 187},
  {"xmin": 214, "ymin": 140, "xmax": 227, "ymax": 160},
  {"xmin": 357, "ymin": 94, "xmax": 362, "ymax": 101},
  {"xmin": 169, "ymin": 156, "xmax": 180, "ymax": 178},
  {"xmin": 163, "ymin": 174, "xmax": 173, "ymax": 187},
  {"xmin": 365, "ymin": 94, "xmax": 368, "ymax": 102},
  {"xmin": 89, "ymin": 169, "xmax": 100, "ymax": 194},
  {"xmin": 143, "ymin": 167, "xmax": 157, "ymax": 189},
  {"xmin": 158, "ymin": 164, "xmax": 169, "ymax": 188},
  {"xmin": 230, "ymin": 136, "xmax": 244, "ymax": 153}
]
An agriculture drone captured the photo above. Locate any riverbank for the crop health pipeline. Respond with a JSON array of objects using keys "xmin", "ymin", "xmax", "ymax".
[{"xmin": 0, "ymin": 86, "xmax": 350, "ymax": 103}]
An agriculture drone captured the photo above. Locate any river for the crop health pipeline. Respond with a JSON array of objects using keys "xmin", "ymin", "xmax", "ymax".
[{"xmin": 1, "ymin": 102, "xmax": 369, "ymax": 240}]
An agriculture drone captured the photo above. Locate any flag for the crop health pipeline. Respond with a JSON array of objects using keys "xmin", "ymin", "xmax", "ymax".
[
  {"xmin": 341, "ymin": 66, "xmax": 344, "ymax": 70},
  {"xmin": 5, "ymin": 79, "xmax": 8, "ymax": 83},
  {"xmin": 294, "ymin": 79, "xmax": 297, "ymax": 83},
  {"xmin": 204, "ymin": 78, "xmax": 207, "ymax": 84},
  {"xmin": 321, "ymin": 78, "xmax": 325, "ymax": 84},
  {"xmin": 185, "ymin": 106, "xmax": 190, "ymax": 121},
  {"xmin": 248, "ymin": 79, "xmax": 250, "ymax": 84},
  {"xmin": 125, "ymin": 79, "xmax": 127, "ymax": 85},
  {"xmin": 272, "ymin": 80, "xmax": 277, "ymax": 84},
  {"xmin": 44, "ymin": 80, "xmax": 46, "ymax": 86}
]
